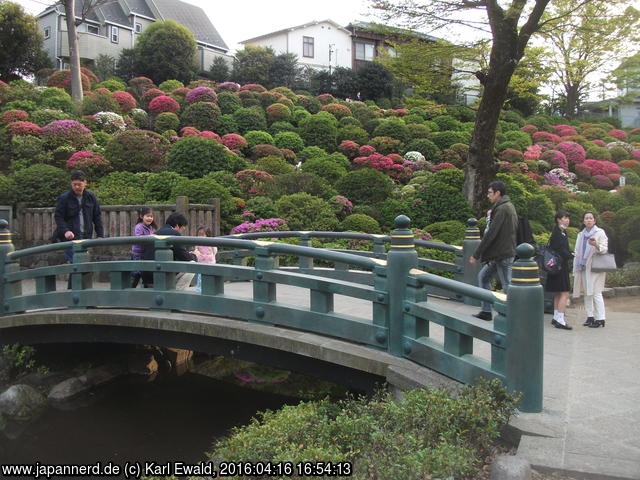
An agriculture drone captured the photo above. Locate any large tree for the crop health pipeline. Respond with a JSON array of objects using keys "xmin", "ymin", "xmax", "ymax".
[
  {"xmin": 232, "ymin": 45, "xmax": 275, "ymax": 86},
  {"xmin": 538, "ymin": 0, "xmax": 640, "ymax": 119},
  {"xmin": 0, "ymin": 1, "xmax": 51, "ymax": 81},
  {"xmin": 134, "ymin": 20, "xmax": 198, "ymax": 84},
  {"xmin": 370, "ymin": 0, "xmax": 575, "ymax": 213}
]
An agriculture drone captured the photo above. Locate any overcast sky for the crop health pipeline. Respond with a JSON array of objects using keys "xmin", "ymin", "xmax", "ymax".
[{"xmin": 18, "ymin": 0, "xmax": 376, "ymax": 53}]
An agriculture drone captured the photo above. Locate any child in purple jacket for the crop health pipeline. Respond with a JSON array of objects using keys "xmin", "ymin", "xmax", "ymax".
[{"xmin": 131, "ymin": 207, "xmax": 156, "ymax": 288}]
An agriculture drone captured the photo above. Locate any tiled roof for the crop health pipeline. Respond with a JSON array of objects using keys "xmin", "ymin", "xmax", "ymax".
[{"xmin": 124, "ymin": 0, "xmax": 156, "ymax": 18}]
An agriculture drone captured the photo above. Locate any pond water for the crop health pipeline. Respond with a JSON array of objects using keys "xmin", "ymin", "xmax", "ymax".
[{"xmin": 0, "ymin": 372, "xmax": 296, "ymax": 473}]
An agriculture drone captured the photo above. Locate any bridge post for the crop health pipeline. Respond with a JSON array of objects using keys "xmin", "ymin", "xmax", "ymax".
[
  {"xmin": 252, "ymin": 244, "xmax": 275, "ymax": 325},
  {"xmin": 299, "ymin": 233, "xmax": 313, "ymax": 270},
  {"xmin": 507, "ymin": 243, "xmax": 544, "ymax": 413},
  {"xmin": 152, "ymin": 238, "xmax": 175, "ymax": 299},
  {"xmin": 460, "ymin": 218, "xmax": 481, "ymax": 306},
  {"xmin": 0, "ymin": 219, "xmax": 16, "ymax": 316},
  {"xmin": 387, "ymin": 215, "xmax": 417, "ymax": 357},
  {"xmin": 70, "ymin": 241, "xmax": 93, "ymax": 302}
]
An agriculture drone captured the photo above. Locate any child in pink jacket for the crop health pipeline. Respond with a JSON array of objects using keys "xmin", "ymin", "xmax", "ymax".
[{"xmin": 194, "ymin": 225, "xmax": 217, "ymax": 292}]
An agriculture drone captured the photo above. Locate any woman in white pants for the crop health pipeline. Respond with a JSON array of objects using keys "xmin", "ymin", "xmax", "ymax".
[{"xmin": 572, "ymin": 212, "xmax": 608, "ymax": 328}]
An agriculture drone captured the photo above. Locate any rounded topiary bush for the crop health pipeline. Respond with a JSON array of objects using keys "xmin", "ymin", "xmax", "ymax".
[
  {"xmin": 105, "ymin": 129, "xmax": 170, "ymax": 172},
  {"xmin": 143, "ymin": 171, "xmax": 187, "ymax": 202},
  {"xmin": 274, "ymin": 131, "xmax": 304, "ymax": 152},
  {"xmin": 244, "ymin": 130, "xmax": 274, "ymax": 149},
  {"xmin": 158, "ymin": 79, "xmax": 184, "ymax": 92},
  {"xmin": 432, "ymin": 115, "xmax": 462, "ymax": 132},
  {"xmin": 255, "ymin": 155, "xmax": 295, "ymax": 176},
  {"xmin": 93, "ymin": 171, "xmax": 146, "ymax": 205},
  {"xmin": 168, "ymin": 136, "xmax": 233, "ymax": 178},
  {"xmin": 340, "ymin": 213, "xmax": 381, "ymax": 233},
  {"xmin": 154, "ymin": 112, "xmax": 180, "ymax": 132},
  {"xmin": 148, "ymin": 95, "xmax": 180, "ymax": 114},
  {"xmin": 372, "ymin": 117, "xmax": 411, "ymax": 144},
  {"xmin": 180, "ymin": 102, "xmax": 221, "ymax": 131},
  {"xmin": 0, "ymin": 174, "xmax": 17, "ymax": 205},
  {"xmin": 404, "ymin": 138, "xmax": 440, "ymax": 162},
  {"xmin": 268, "ymin": 121, "xmax": 297, "ymax": 136},
  {"xmin": 171, "ymin": 177, "xmax": 235, "ymax": 215},
  {"xmin": 233, "ymin": 107, "xmax": 267, "ymax": 134},
  {"xmin": 503, "ymin": 130, "xmax": 533, "ymax": 150},
  {"xmin": 336, "ymin": 168, "xmax": 394, "ymax": 205},
  {"xmin": 300, "ymin": 157, "xmax": 347, "ymax": 184},
  {"xmin": 585, "ymin": 145, "xmax": 612, "ymax": 162},
  {"xmin": 299, "ymin": 113, "xmax": 339, "ymax": 153},
  {"xmin": 423, "ymin": 220, "xmax": 466, "ymax": 244},
  {"xmin": 430, "ymin": 131, "xmax": 470, "ymax": 150},
  {"xmin": 275, "ymin": 192, "xmax": 339, "ymax": 231},
  {"xmin": 410, "ymin": 178, "xmax": 473, "ymax": 225},
  {"xmin": 40, "ymin": 120, "xmax": 93, "ymax": 150},
  {"xmin": 217, "ymin": 92, "xmax": 242, "ymax": 115},
  {"xmin": 29, "ymin": 109, "xmax": 71, "ymax": 127},
  {"xmin": 266, "ymin": 103, "xmax": 291, "ymax": 124},
  {"xmin": 113, "ymin": 91, "xmax": 137, "ymax": 113},
  {"xmin": 11, "ymin": 164, "xmax": 69, "ymax": 207}
]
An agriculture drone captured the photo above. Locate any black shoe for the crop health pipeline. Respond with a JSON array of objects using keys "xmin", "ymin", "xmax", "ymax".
[
  {"xmin": 473, "ymin": 311, "xmax": 492, "ymax": 321},
  {"xmin": 583, "ymin": 316, "xmax": 595, "ymax": 326},
  {"xmin": 552, "ymin": 319, "xmax": 573, "ymax": 330},
  {"xmin": 588, "ymin": 319, "xmax": 605, "ymax": 328}
]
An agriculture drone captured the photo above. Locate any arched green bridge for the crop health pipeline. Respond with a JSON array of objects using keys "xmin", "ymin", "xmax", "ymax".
[{"xmin": 0, "ymin": 217, "xmax": 544, "ymax": 412}]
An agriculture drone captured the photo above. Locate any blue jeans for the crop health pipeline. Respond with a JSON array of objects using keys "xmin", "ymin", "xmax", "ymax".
[{"xmin": 478, "ymin": 257, "xmax": 514, "ymax": 312}]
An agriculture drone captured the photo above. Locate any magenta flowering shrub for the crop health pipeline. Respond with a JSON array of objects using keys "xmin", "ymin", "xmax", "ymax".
[
  {"xmin": 185, "ymin": 86, "xmax": 217, "ymax": 104},
  {"xmin": 65, "ymin": 151, "xmax": 112, "ymax": 179},
  {"xmin": 608, "ymin": 129, "xmax": 627, "ymax": 141},
  {"xmin": 591, "ymin": 174, "xmax": 614, "ymax": 190},
  {"xmin": 321, "ymin": 103, "xmax": 352, "ymax": 119},
  {"xmin": 521, "ymin": 124, "xmax": 538, "ymax": 135},
  {"xmin": 552, "ymin": 124, "xmax": 578, "ymax": 137},
  {"xmin": 180, "ymin": 126, "xmax": 200, "ymax": 137},
  {"xmin": 216, "ymin": 82, "xmax": 241, "ymax": 92},
  {"xmin": 523, "ymin": 144, "xmax": 542, "ymax": 161},
  {"xmin": 230, "ymin": 217, "xmax": 289, "ymax": 234},
  {"xmin": 592, "ymin": 139, "xmax": 606, "ymax": 147},
  {"xmin": 433, "ymin": 162, "xmax": 457, "ymax": 172},
  {"xmin": 498, "ymin": 148, "xmax": 524, "ymax": 163},
  {"xmin": 330, "ymin": 195, "xmax": 353, "ymax": 220},
  {"xmin": 148, "ymin": 95, "xmax": 180, "ymax": 114},
  {"xmin": 338, "ymin": 140, "xmax": 360, "ymax": 159},
  {"xmin": 544, "ymin": 168, "xmax": 577, "ymax": 190},
  {"xmin": 582, "ymin": 159, "xmax": 620, "ymax": 176},
  {"xmin": 200, "ymin": 131, "xmax": 221, "ymax": 142},
  {"xmin": 413, "ymin": 228, "xmax": 433, "ymax": 241},
  {"xmin": 555, "ymin": 141, "xmax": 586, "ymax": 165},
  {"xmin": 6, "ymin": 121, "xmax": 40, "ymax": 137},
  {"xmin": 1, "ymin": 110, "xmax": 29, "ymax": 124},
  {"xmin": 112, "ymin": 91, "xmax": 137, "ymax": 113},
  {"xmin": 359, "ymin": 145, "xmax": 376, "ymax": 156},
  {"xmin": 532, "ymin": 131, "xmax": 561, "ymax": 143},
  {"xmin": 235, "ymin": 169, "xmax": 273, "ymax": 195},
  {"xmin": 539, "ymin": 149, "xmax": 568, "ymax": 170},
  {"xmin": 140, "ymin": 88, "xmax": 164, "ymax": 109},
  {"xmin": 40, "ymin": 120, "xmax": 92, "ymax": 149},
  {"xmin": 222, "ymin": 133, "xmax": 248, "ymax": 150},
  {"xmin": 354, "ymin": 153, "xmax": 407, "ymax": 180}
]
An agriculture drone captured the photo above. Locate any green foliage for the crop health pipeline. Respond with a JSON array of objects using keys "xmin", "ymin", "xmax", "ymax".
[
  {"xmin": 0, "ymin": 174, "xmax": 17, "ymax": 204},
  {"xmin": 244, "ymin": 196, "xmax": 278, "ymax": 219},
  {"xmin": 263, "ymin": 172, "xmax": 334, "ymax": 200},
  {"xmin": 432, "ymin": 114, "xmax": 462, "ymax": 131},
  {"xmin": 299, "ymin": 146, "xmax": 328, "ymax": 162},
  {"xmin": 337, "ymin": 125, "xmax": 370, "ymax": 145},
  {"xmin": 299, "ymin": 113, "xmax": 339, "ymax": 153},
  {"xmin": 105, "ymin": 130, "xmax": 170, "ymax": 172},
  {"xmin": 585, "ymin": 145, "xmax": 611, "ymax": 162},
  {"xmin": 563, "ymin": 200, "xmax": 597, "ymax": 228},
  {"xmin": 430, "ymin": 130, "xmax": 470, "ymax": 150},
  {"xmin": 95, "ymin": 78, "xmax": 127, "ymax": 92},
  {"xmin": 158, "ymin": 79, "xmax": 183, "ymax": 92},
  {"xmin": 606, "ymin": 266, "xmax": 640, "ymax": 287},
  {"xmin": 523, "ymin": 193, "xmax": 555, "ymax": 230},
  {"xmin": 0, "ymin": 344, "xmax": 47, "ymax": 383},
  {"xmin": 218, "ymin": 91, "xmax": 242, "ymax": 115},
  {"xmin": 9, "ymin": 135, "xmax": 52, "ymax": 171},
  {"xmin": 82, "ymin": 91, "xmax": 120, "ymax": 115},
  {"xmin": 503, "ymin": 130, "xmax": 532, "ymax": 150},
  {"xmin": 233, "ymin": 107, "xmax": 267, "ymax": 134},
  {"xmin": 29, "ymin": 108, "xmax": 71, "ymax": 127},
  {"xmin": 180, "ymin": 101, "xmax": 221, "ymax": 131},
  {"xmin": 244, "ymin": 130, "xmax": 274, "ymax": 149},
  {"xmin": 356, "ymin": 61, "xmax": 394, "ymax": 101},
  {"xmin": 340, "ymin": 214, "xmax": 381, "ymax": 233},
  {"xmin": 274, "ymin": 131, "xmax": 304, "ymax": 152},
  {"xmin": 211, "ymin": 379, "xmax": 519, "ymax": 480},
  {"xmin": 94, "ymin": 171, "xmax": 146, "ymax": 205},
  {"xmin": 143, "ymin": 171, "xmax": 187, "ymax": 202},
  {"xmin": 433, "ymin": 168, "xmax": 465, "ymax": 190},
  {"xmin": 133, "ymin": 20, "xmax": 197, "ymax": 83},
  {"xmin": 424, "ymin": 220, "xmax": 466, "ymax": 245},
  {"xmin": 404, "ymin": 138, "xmax": 439, "ymax": 161},
  {"xmin": 300, "ymin": 157, "xmax": 347, "ymax": 185},
  {"xmin": 372, "ymin": 117, "xmax": 411, "ymax": 143},
  {"xmin": 168, "ymin": 136, "xmax": 233, "ymax": 178},
  {"xmin": 336, "ymin": 169, "xmax": 394, "ymax": 205},
  {"xmin": 269, "ymin": 121, "xmax": 297, "ymax": 136},
  {"xmin": 255, "ymin": 155, "xmax": 295, "ymax": 176},
  {"xmin": 11, "ymin": 164, "xmax": 68, "ymax": 207},
  {"xmin": 171, "ymin": 177, "xmax": 235, "ymax": 215},
  {"xmin": 275, "ymin": 193, "xmax": 339, "ymax": 231},
  {"xmin": 582, "ymin": 189, "xmax": 626, "ymax": 213},
  {"xmin": 232, "ymin": 45, "xmax": 274, "ymax": 86},
  {"xmin": 154, "ymin": 112, "xmax": 179, "ymax": 132},
  {"xmin": 412, "ymin": 180, "xmax": 473, "ymax": 225}
]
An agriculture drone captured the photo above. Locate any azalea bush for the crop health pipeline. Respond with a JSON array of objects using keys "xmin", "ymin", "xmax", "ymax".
[
  {"xmin": 148, "ymin": 95, "xmax": 180, "ymax": 114},
  {"xmin": 105, "ymin": 129, "xmax": 170, "ymax": 172},
  {"xmin": 40, "ymin": 120, "xmax": 93, "ymax": 149},
  {"xmin": 65, "ymin": 151, "xmax": 112, "ymax": 180},
  {"xmin": 185, "ymin": 86, "xmax": 217, "ymax": 104},
  {"xmin": 230, "ymin": 217, "xmax": 289, "ymax": 234}
]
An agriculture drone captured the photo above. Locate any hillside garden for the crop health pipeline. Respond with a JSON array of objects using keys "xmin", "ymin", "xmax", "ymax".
[{"xmin": 0, "ymin": 75, "xmax": 639, "ymax": 272}]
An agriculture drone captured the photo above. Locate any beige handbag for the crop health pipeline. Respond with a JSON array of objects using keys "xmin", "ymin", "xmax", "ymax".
[{"xmin": 591, "ymin": 253, "xmax": 617, "ymax": 273}]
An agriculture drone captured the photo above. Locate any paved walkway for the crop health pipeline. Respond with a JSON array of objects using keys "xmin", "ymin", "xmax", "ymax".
[{"xmin": 15, "ymin": 279, "xmax": 640, "ymax": 478}]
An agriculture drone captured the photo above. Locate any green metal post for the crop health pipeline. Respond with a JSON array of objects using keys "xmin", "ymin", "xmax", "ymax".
[
  {"xmin": 387, "ymin": 215, "xmax": 417, "ymax": 357},
  {"xmin": 299, "ymin": 233, "xmax": 313, "ymax": 270},
  {"xmin": 0, "ymin": 219, "xmax": 15, "ymax": 317},
  {"xmin": 461, "ymin": 218, "xmax": 481, "ymax": 306},
  {"xmin": 253, "ymin": 244, "xmax": 275, "ymax": 325},
  {"xmin": 507, "ymin": 243, "xmax": 544, "ymax": 413}
]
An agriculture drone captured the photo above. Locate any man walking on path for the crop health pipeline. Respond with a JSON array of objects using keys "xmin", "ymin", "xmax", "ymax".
[
  {"xmin": 469, "ymin": 180, "xmax": 518, "ymax": 321},
  {"xmin": 54, "ymin": 169, "xmax": 104, "ymax": 264}
]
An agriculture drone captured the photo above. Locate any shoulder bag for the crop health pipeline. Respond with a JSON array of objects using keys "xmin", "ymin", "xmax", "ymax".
[
  {"xmin": 591, "ymin": 252, "xmax": 617, "ymax": 273},
  {"xmin": 537, "ymin": 243, "xmax": 562, "ymax": 275}
]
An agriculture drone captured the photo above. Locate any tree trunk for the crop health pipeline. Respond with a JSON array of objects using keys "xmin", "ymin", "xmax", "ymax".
[
  {"xmin": 63, "ymin": 0, "xmax": 83, "ymax": 103},
  {"xmin": 564, "ymin": 84, "xmax": 579, "ymax": 120}
]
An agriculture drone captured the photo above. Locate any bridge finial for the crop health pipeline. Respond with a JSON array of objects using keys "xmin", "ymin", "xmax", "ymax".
[{"xmin": 394, "ymin": 215, "xmax": 411, "ymax": 230}]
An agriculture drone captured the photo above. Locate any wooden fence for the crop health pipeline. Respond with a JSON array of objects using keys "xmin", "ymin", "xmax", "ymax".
[{"xmin": 12, "ymin": 196, "xmax": 220, "ymax": 248}]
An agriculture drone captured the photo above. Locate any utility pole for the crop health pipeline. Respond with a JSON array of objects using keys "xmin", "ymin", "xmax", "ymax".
[{"xmin": 328, "ymin": 44, "xmax": 335, "ymax": 75}]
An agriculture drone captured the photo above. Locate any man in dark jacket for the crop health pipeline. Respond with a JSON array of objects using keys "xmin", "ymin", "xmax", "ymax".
[
  {"xmin": 141, "ymin": 212, "xmax": 197, "ymax": 289},
  {"xmin": 54, "ymin": 170, "xmax": 104, "ymax": 264},
  {"xmin": 469, "ymin": 181, "xmax": 518, "ymax": 321}
]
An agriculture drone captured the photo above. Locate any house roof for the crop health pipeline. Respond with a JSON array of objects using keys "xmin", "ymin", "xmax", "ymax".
[
  {"xmin": 150, "ymin": 0, "xmax": 229, "ymax": 50},
  {"xmin": 123, "ymin": 0, "xmax": 156, "ymax": 19},
  {"xmin": 240, "ymin": 19, "xmax": 351, "ymax": 44},
  {"xmin": 347, "ymin": 21, "xmax": 440, "ymax": 43},
  {"xmin": 95, "ymin": 0, "xmax": 131, "ymax": 27}
]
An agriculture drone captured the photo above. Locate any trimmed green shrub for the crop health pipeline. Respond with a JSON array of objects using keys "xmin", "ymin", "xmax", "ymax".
[
  {"xmin": 563, "ymin": 200, "xmax": 597, "ymax": 228},
  {"xmin": 105, "ymin": 129, "xmax": 170, "ymax": 172},
  {"xmin": 299, "ymin": 113, "xmax": 339, "ymax": 153},
  {"xmin": 154, "ymin": 112, "xmax": 180, "ymax": 132},
  {"xmin": 9, "ymin": 135, "xmax": 52, "ymax": 171},
  {"xmin": 206, "ymin": 171, "xmax": 243, "ymax": 198},
  {"xmin": 81, "ymin": 91, "xmax": 119, "ymax": 115},
  {"xmin": 424, "ymin": 220, "xmax": 466, "ymax": 245},
  {"xmin": 430, "ymin": 131, "xmax": 470, "ymax": 150},
  {"xmin": 167, "ymin": 136, "xmax": 233, "ymax": 178},
  {"xmin": 268, "ymin": 121, "xmax": 297, "ymax": 136},
  {"xmin": 0, "ymin": 174, "xmax": 17, "ymax": 204},
  {"xmin": 171, "ymin": 177, "xmax": 235, "ymax": 216},
  {"xmin": 275, "ymin": 193, "xmax": 339, "ymax": 231},
  {"xmin": 336, "ymin": 169, "xmax": 394, "ymax": 205},
  {"xmin": 244, "ymin": 130, "xmax": 274, "ymax": 149},
  {"xmin": 255, "ymin": 155, "xmax": 295, "ymax": 176},
  {"xmin": 95, "ymin": 79, "xmax": 127, "ymax": 92},
  {"xmin": 340, "ymin": 213, "xmax": 381, "ymax": 233},
  {"xmin": 244, "ymin": 196, "xmax": 278, "ymax": 220},
  {"xmin": 217, "ymin": 92, "xmax": 242, "ymax": 115},
  {"xmin": 300, "ymin": 157, "xmax": 347, "ymax": 184},
  {"xmin": 274, "ymin": 131, "xmax": 304, "ymax": 152},
  {"xmin": 158, "ymin": 79, "xmax": 184, "ymax": 92},
  {"xmin": 143, "ymin": 171, "xmax": 187, "ymax": 202},
  {"xmin": 233, "ymin": 107, "xmax": 267, "ymax": 134},
  {"xmin": 372, "ymin": 117, "xmax": 411, "ymax": 143},
  {"xmin": 433, "ymin": 168, "xmax": 465, "ymax": 190},
  {"xmin": 503, "ymin": 130, "xmax": 532, "ymax": 150},
  {"xmin": 94, "ymin": 171, "xmax": 146, "ymax": 205},
  {"xmin": 432, "ymin": 115, "xmax": 462, "ymax": 131},
  {"xmin": 299, "ymin": 146, "xmax": 328, "ymax": 162},
  {"xmin": 585, "ymin": 145, "xmax": 612, "ymax": 162},
  {"xmin": 266, "ymin": 103, "xmax": 291, "ymax": 124},
  {"xmin": 180, "ymin": 102, "xmax": 221, "ymax": 131},
  {"xmin": 12, "ymin": 164, "xmax": 69, "ymax": 207},
  {"xmin": 411, "ymin": 179, "xmax": 473, "ymax": 225},
  {"xmin": 407, "ymin": 123, "xmax": 431, "ymax": 139},
  {"xmin": 263, "ymin": 172, "xmax": 333, "ymax": 200},
  {"xmin": 404, "ymin": 138, "xmax": 440, "ymax": 162},
  {"xmin": 325, "ymin": 152, "xmax": 351, "ymax": 169},
  {"xmin": 29, "ymin": 109, "xmax": 71, "ymax": 127},
  {"xmin": 370, "ymin": 136, "xmax": 403, "ymax": 155},
  {"xmin": 217, "ymin": 114, "xmax": 239, "ymax": 136},
  {"xmin": 337, "ymin": 125, "xmax": 369, "ymax": 145}
]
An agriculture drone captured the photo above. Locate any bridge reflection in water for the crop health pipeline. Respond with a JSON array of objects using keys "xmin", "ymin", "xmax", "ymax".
[{"xmin": 0, "ymin": 216, "xmax": 544, "ymax": 412}]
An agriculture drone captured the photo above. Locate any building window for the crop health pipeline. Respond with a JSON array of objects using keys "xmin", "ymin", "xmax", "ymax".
[
  {"xmin": 135, "ymin": 22, "xmax": 142, "ymax": 33},
  {"xmin": 111, "ymin": 25, "xmax": 119, "ymax": 43},
  {"xmin": 87, "ymin": 24, "xmax": 99, "ymax": 35},
  {"xmin": 303, "ymin": 36, "xmax": 314, "ymax": 58},
  {"xmin": 355, "ymin": 42, "xmax": 375, "ymax": 61},
  {"xmin": 43, "ymin": 26, "xmax": 51, "ymax": 39}
]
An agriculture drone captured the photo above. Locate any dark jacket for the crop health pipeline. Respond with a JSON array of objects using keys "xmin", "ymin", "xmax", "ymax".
[
  {"xmin": 545, "ymin": 226, "xmax": 572, "ymax": 292},
  {"xmin": 141, "ymin": 225, "xmax": 197, "ymax": 262},
  {"xmin": 54, "ymin": 189, "xmax": 104, "ymax": 240},
  {"xmin": 474, "ymin": 194, "xmax": 518, "ymax": 262}
]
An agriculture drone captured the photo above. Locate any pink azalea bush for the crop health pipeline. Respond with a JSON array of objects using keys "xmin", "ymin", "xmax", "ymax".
[
  {"xmin": 523, "ymin": 144, "xmax": 542, "ymax": 161},
  {"xmin": 199, "ymin": 131, "xmax": 221, "ymax": 141},
  {"xmin": 321, "ymin": 103, "xmax": 352, "ymax": 119},
  {"xmin": 40, "ymin": 120, "xmax": 92, "ymax": 148},
  {"xmin": 521, "ymin": 124, "xmax": 538, "ymax": 135},
  {"xmin": 148, "ymin": 95, "xmax": 180, "ymax": 114},
  {"xmin": 338, "ymin": 140, "xmax": 360, "ymax": 159},
  {"xmin": 222, "ymin": 133, "xmax": 248, "ymax": 150},
  {"xmin": 353, "ymin": 153, "xmax": 406, "ymax": 179},
  {"xmin": 180, "ymin": 126, "xmax": 200, "ymax": 137},
  {"xmin": 65, "ymin": 151, "xmax": 111, "ymax": 179},
  {"xmin": 216, "ymin": 82, "xmax": 241, "ymax": 92},
  {"xmin": 539, "ymin": 149, "xmax": 568, "ymax": 170},
  {"xmin": 433, "ymin": 162, "xmax": 457, "ymax": 171},
  {"xmin": 532, "ymin": 131, "xmax": 562, "ymax": 143},
  {"xmin": 582, "ymin": 159, "xmax": 620, "ymax": 176},
  {"xmin": 553, "ymin": 124, "xmax": 578, "ymax": 137},
  {"xmin": 592, "ymin": 139, "xmax": 606, "ymax": 147},
  {"xmin": 591, "ymin": 174, "xmax": 614, "ymax": 190},
  {"xmin": 140, "ymin": 88, "xmax": 164, "ymax": 109},
  {"xmin": 331, "ymin": 195, "xmax": 353, "ymax": 220},
  {"xmin": 230, "ymin": 218, "xmax": 288, "ymax": 234},
  {"xmin": 112, "ymin": 91, "xmax": 137, "ymax": 113},
  {"xmin": 608, "ymin": 129, "xmax": 628, "ymax": 141},
  {"xmin": 555, "ymin": 141, "xmax": 586, "ymax": 165},
  {"xmin": 359, "ymin": 145, "xmax": 376, "ymax": 156},
  {"xmin": 266, "ymin": 103, "xmax": 291, "ymax": 123},
  {"xmin": 1, "ymin": 110, "xmax": 29, "ymax": 124},
  {"xmin": 235, "ymin": 169, "xmax": 273, "ymax": 195},
  {"xmin": 185, "ymin": 86, "xmax": 217, "ymax": 104},
  {"xmin": 6, "ymin": 121, "xmax": 40, "ymax": 137}
]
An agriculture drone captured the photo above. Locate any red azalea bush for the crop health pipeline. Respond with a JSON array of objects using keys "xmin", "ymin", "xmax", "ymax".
[
  {"xmin": 222, "ymin": 133, "xmax": 248, "ymax": 150},
  {"xmin": 321, "ymin": 103, "xmax": 352, "ymax": 119},
  {"xmin": 148, "ymin": 95, "xmax": 180, "ymax": 114},
  {"xmin": 112, "ymin": 91, "xmax": 136, "ymax": 113},
  {"xmin": 180, "ymin": 126, "xmax": 200, "ymax": 137},
  {"xmin": 498, "ymin": 148, "xmax": 525, "ymax": 163},
  {"xmin": 609, "ymin": 129, "xmax": 628, "ymax": 141},
  {"xmin": 359, "ymin": 145, "xmax": 376, "ymax": 156},
  {"xmin": 316, "ymin": 93, "xmax": 336, "ymax": 105},
  {"xmin": 532, "ymin": 131, "xmax": 562, "ymax": 143},
  {"xmin": 266, "ymin": 103, "xmax": 291, "ymax": 124},
  {"xmin": 582, "ymin": 159, "xmax": 620, "ymax": 176},
  {"xmin": 353, "ymin": 153, "xmax": 406, "ymax": 180},
  {"xmin": 553, "ymin": 124, "xmax": 578, "ymax": 136},
  {"xmin": 80, "ymin": 67, "xmax": 99, "ymax": 88},
  {"xmin": 235, "ymin": 169, "xmax": 273, "ymax": 195},
  {"xmin": 6, "ymin": 121, "xmax": 40, "ymax": 137},
  {"xmin": 521, "ymin": 124, "xmax": 538, "ymax": 135},
  {"xmin": 556, "ymin": 141, "xmax": 586, "ymax": 165},
  {"xmin": 539, "ymin": 149, "xmax": 568, "ymax": 170},
  {"xmin": 433, "ymin": 162, "xmax": 458, "ymax": 171},
  {"xmin": 240, "ymin": 84, "xmax": 267, "ymax": 93},
  {"xmin": 591, "ymin": 174, "xmax": 614, "ymax": 190},
  {"xmin": 185, "ymin": 86, "xmax": 217, "ymax": 104},
  {"xmin": 523, "ymin": 144, "xmax": 542, "ymax": 161},
  {"xmin": 338, "ymin": 140, "xmax": 360, "ymax": 159},
  {"xmin": 200, "ymin": 131, "xmax": 221, "ymax": 142},
  {"xmin": 65, "ymin": 151, "xmax": 112, "ymax": 179},
  {"xmin": 1, "ymin": 110, "xmax": 29, "ymax": 124},
  {"xmin": 47, "ymin": 69, "xmax": 91, "ymax": 94},
  {"xmin": 140, "ymin": 88, "xmax": 164, "ymax": 109},
  {"xmin": 608, "ymin": 173, "xmax": 621, "ymax": 184},
  {"xmin": 40, "ymin": 120, "xmax": 92, "ymax": 148}
]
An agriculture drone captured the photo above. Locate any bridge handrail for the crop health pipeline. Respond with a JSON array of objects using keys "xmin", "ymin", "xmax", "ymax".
[{"xmin": 410, "ymin": 268, "xmax": 504, "ymax": 308}]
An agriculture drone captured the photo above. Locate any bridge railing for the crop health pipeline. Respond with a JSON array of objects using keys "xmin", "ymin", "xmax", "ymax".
[{"xmin": 0, "ymin": 216, "xmax": 543, "ymax": 412}]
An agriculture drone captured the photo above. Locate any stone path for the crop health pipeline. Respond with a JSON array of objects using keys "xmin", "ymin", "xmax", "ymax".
[{"xmin": 15, "ymin": 279, "xmax": 640, "ymax": 478}]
